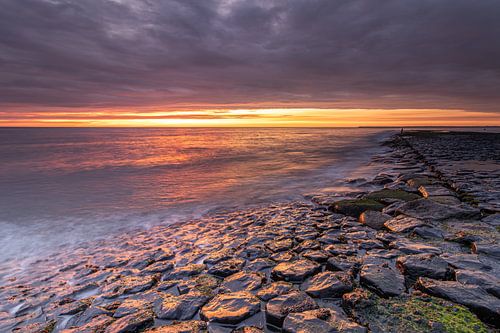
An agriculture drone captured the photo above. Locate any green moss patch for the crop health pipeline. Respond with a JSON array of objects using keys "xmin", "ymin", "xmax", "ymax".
[
  {"xmin": 331, "ymin": 199, "xmax": 385, "ymax": 217},
  {"xmin": 364, "ymin": 189, "xmax": 421, "ymax": 202},
  {"xmin": 354, "ymin": 292, "xmax": 490, "ymax": 333}
]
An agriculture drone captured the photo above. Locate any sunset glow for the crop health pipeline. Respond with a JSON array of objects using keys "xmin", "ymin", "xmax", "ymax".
[{"xmin": 2, "ymin": 108, "xmax": 498, "ymax": 127}]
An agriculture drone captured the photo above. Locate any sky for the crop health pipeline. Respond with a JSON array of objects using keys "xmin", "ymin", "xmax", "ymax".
[{"xmin": 1, "ymin": 0, "xmax": 500, "ymax": 127}]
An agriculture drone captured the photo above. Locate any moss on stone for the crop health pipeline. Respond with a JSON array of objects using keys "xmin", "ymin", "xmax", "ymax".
[
  {"xmin": 331, "ymin": 199, "xmax": 385, "ymax": 217},
  {"xmin": 358, "ymin": 293, "xmax": 490, "ymax": 333},
  {"xmin": 364, "ymin": 189, "xmax": 421, "ymax": 202}
]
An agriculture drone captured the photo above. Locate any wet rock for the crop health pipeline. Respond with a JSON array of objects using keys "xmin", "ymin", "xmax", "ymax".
[
  {"xmin": 411, "ymin": 226, "xmax": 444, "ymax": 239},
  {"xmin": 359, "ymin": 264, "xmax": 405, "ymax": 297},
  {"xmin": 114, "ymin": 299, "xmax": 151, "ymax": 318},
  {"xmin": 359, "ymin": 211, "xmax": 391, "ymax": 230},
  {"xmin": 301, "ymin": 250, "xmax": 329, "ymax": 263},
  {"xmin": 283, "ymin": 308, "xmax": 367, "ymax": 333},
  {"xmin": 395, "ymin": 199, "xmax": 479, "ymax": 221},
  {"xmin": 390, "ymin": 239, "xmax": 442, "ymax": 255},
  {"xmin": 177, "ymin": 274, "xmax": 220, "ymax": 296},
  {"xmin": 406, "ymin": 176, "xmax": 438, "ymax": 188},
  {"xmin": 237, "ymin": 245, "xmax": 269, "ymax": 260},
  {"xmin": 418, "ymin": 185, "xmax": 455, "ymax": 198},
  {"xmin": 265, "ymin": 291, "xmax": 318, "ymax": 327},
  {"xmin": 455, "ymin": 269, "xmax": 500, "ymax": 297},
  {"xmin": 221, "ymin": 271, "xmax": 263, "ymax": 292},
  {"xmin": 257, "ymin": 281, "xmax": 293, "ymax": 301},
  {"xmin": 207, "ymin": 258, "xmax": 245, "ymax": 277},
  {"xmin": 364, "ymin": 189, "xmax": 421, "ymax": 203},
  {"xmin": 155, "ymin": 292, "xmax": 210, "ymax": 320},
  {"xmin": 57, "ymin": 299, "xmax": 91, "ymax": 315},
  {"xmin": 324, "ymin": 244, "xmax": 358, "ymax": 256},
  {"xmin": 68, "ymin": 305, "xmax": 115, "ymax": 327},
  {"xmin": 200, "ymin": 291, "xmax": 260, "ymax": 324},
  {"xmin": 471, "ymin": 242, "xmax": 500, "ymax": 259},
  {"xmin": 143, "ymin": 320, "xmax": 207, "ymax": 332},
  {"xmin": 428, "ymin": 195, "xmax": 462, "ymax": 206},
  {"xmin": 415, "ymin": 277, "xmax": 500, "ymax": 325},
  {"xmin": 384, "ymin": 215, "xmax": 426, "ymax": 233},
  {"xmin": 396, "ymin": 254, "xmax": 452, "ymax": 280},
  {"xmin": 13, "ymin": 321, "xmax": 56, "ymax": 333},
  {"xmin": 265, "ymin": 239, "xmax": 294, "ymax": 252},
  {"xmin": 326, "ymin": 256, "xmax": 360, "ymax": 272},
  {"xmin": 440, "ymin": 253, "xmax": 492, "ymax": 271},
  {"xmin": 204, "ymin": 248, "xmax": 235, "ymax": 264},
  {"xmin": 104, "ymin": 310, "xmax": 154, "ymax": 333},
  {"xmin": 62, "ymin": 315, "xmax": 115, "ymax": 333},
  {"xmin": 232, "ymin": 326, "xmax": 263, "ymax": 333},
  {"xmin": 164, "ymin": 264, "xmax": 206, "ymax": 280},
  {"xmin": 142, "ymin": 261, "xmax": 174, "ymax": 274},
  {"xmin": 102, "ymin": 275, "xmax": 156, "ymax": 297},
  {"xmin": 303, "ymin": 271, "xmax": 353, "ymax": 298},
  {"xmin": 271, "ymin": 259, "xmax": 320, "ymax": 283},
  {"xmin": 244, "ymin": 258, "xmax": 275, "ymax": 272},
  {"xmin": 331, "ymin": 199, "xmax": 385, "ymax": 217},
  {"xmin": 482, "ymin": 213, "xmax": 500, "ymax": 227}
]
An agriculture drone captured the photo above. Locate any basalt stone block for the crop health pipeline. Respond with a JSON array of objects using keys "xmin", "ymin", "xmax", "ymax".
[
  {"xmin": 303, "ymin": 271, "xmax": 353, "ymax": 298},
  {"xmin": 359, "ymin": 211, "xmax": 391, "ymax": 230},
  {"xmin": 257, "ymin": 281, "xmax": 293, "ymax": 301},
  {"xmin": 384, "ymin": 215, "xmax": 426, "ymax": 233},
  {"xmin": 396, "ymin": 253, "xmax": 452, "ymax": 280},
  {"xmin": 415, "ymin": 277, "xmax": 500, "ymax": 325},
  {"xmin": 271, "ymin": 259, "xmax": 320, "ymax": 283},
  {"xmin": 471, "ymin": 242, "xmax": 500, "ymax": 259},
  {"xmin": 220, "ymin": 271, "xmax": 263, "ymax": 292},
  {"xmin": 455, "ymin": 269, "xmax": 500, "ymax": 298},
  {"xmin": 265, "ymin": 291, "xmax": 318, "ymax": 328},
  {"xmin": 364, "ymin": 189, "xmax": 421, "ymax": 203},
  {"xmin": 200, "ymin": 292, "xmax": 260, "ymax": 324},
  {"xmin": 104, "ymin": 310, "xmax": 154, "ymax": 333},
  {"xmin": 395, "ymin": 199, "xmax": 479, "ymax": 221},
  {"xmin": 155, "ymin": 292, "xmax": 210, "ymax": 320},
  {"xmin": 207, "ymin": 258, "xmax": 245, "ymax": 277},
  {"xmin": 359, "ymin": 264, "xmax": 405, "ymax": 297}
]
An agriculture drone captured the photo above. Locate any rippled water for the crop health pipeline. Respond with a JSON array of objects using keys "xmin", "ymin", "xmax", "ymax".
[{"xmin": 0, "ymin": 127, "xmax": 393, "ymax": 262}]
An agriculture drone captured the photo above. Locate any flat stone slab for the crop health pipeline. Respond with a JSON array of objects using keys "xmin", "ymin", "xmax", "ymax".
[
  {"xmin": 104, "ymin": 310, "xmax": 154, "ymax": 333},
  {"xmin": 384, "ymin": 215, "xmax": 426, "ymax": 233},
  {"xmin": 265, "ymin": 291, "xmax": 318, "ymax": 328},
  {"xmin": 271, "ymin": 259, "xmax": 320, "ymax": 282},
  {"xmin": 418, "ymin": 185, "xmax": 455, "ymax": 198},
  {"xmin": 207, "ymin": 258, "xmax": 245, "ymax": 277},
  {"xmin": 220, "ymin": 271, "xmax": 263, "ymax": 292},
  {"xmin": 200, "ymin": 291, "xmax": 260, "ymax": 324},
  {"xmin": 155, "ymin": 292, "xmax": 210, "ymax": 320},
  {"xmin": 396, "ymin": 253, "xmax": 452, "ymax": 280},
  {"xmin": 257, "ymin": 281, "xmax": 293, "ymax": 301},
  {"xmin": 390, "ymin": 239, "xmax": 442, "ymax": 255},
  {"xmin": 415, "ymin": 277, "xmax": 500, "ymax": 325},
  {"xmin": 395, "ymin": 199, "xmax": 479, "ymax": 221},
  {"xmin": 360, "ymin": 264, "xmax": 405, "ymax": 297},
  {"xmin": 303, "ymin": 271, "xmax": 353, "ymax": 298},
  {"xmin": 283, "ymin": 308, "xmax": 367, "ymax": 333},
  {"xmin": 455, "ymin": 269, "xmax": 500, "ymax": 298},
  {"xmin": 359, "ymin": 211, "xmax": 391, "ymax": 230}
]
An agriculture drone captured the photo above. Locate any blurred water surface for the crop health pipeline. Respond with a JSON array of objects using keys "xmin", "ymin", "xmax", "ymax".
[{"xmin": 0, "ymin": 127, "xmax": 392, "ymax": 262}]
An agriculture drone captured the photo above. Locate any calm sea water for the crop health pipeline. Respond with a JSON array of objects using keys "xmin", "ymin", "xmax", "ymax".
[{"xmin": 0, "ymin": 127, "xmax": 393, "ymax": 262}]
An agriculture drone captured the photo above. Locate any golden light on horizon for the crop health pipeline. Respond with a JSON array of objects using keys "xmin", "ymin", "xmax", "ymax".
[{"xmin": 1, "ymin": 108, "xmax": 499, "ymax": 127}]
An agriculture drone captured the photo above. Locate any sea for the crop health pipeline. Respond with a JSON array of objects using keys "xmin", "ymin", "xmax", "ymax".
[{"xmin": 0, "ymin": 127, "xmax": 395, "ymax": 263}]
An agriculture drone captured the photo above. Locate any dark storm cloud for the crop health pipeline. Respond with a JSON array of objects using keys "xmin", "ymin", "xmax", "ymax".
[{"xmin": 1, "ymin": 0, "xmax": 500, "ymax": 112}]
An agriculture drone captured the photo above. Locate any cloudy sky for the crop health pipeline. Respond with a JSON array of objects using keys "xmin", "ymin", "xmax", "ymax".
[{"xmin": 1, "ymin": 0, "xmax": 499, "ymax": 126}]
